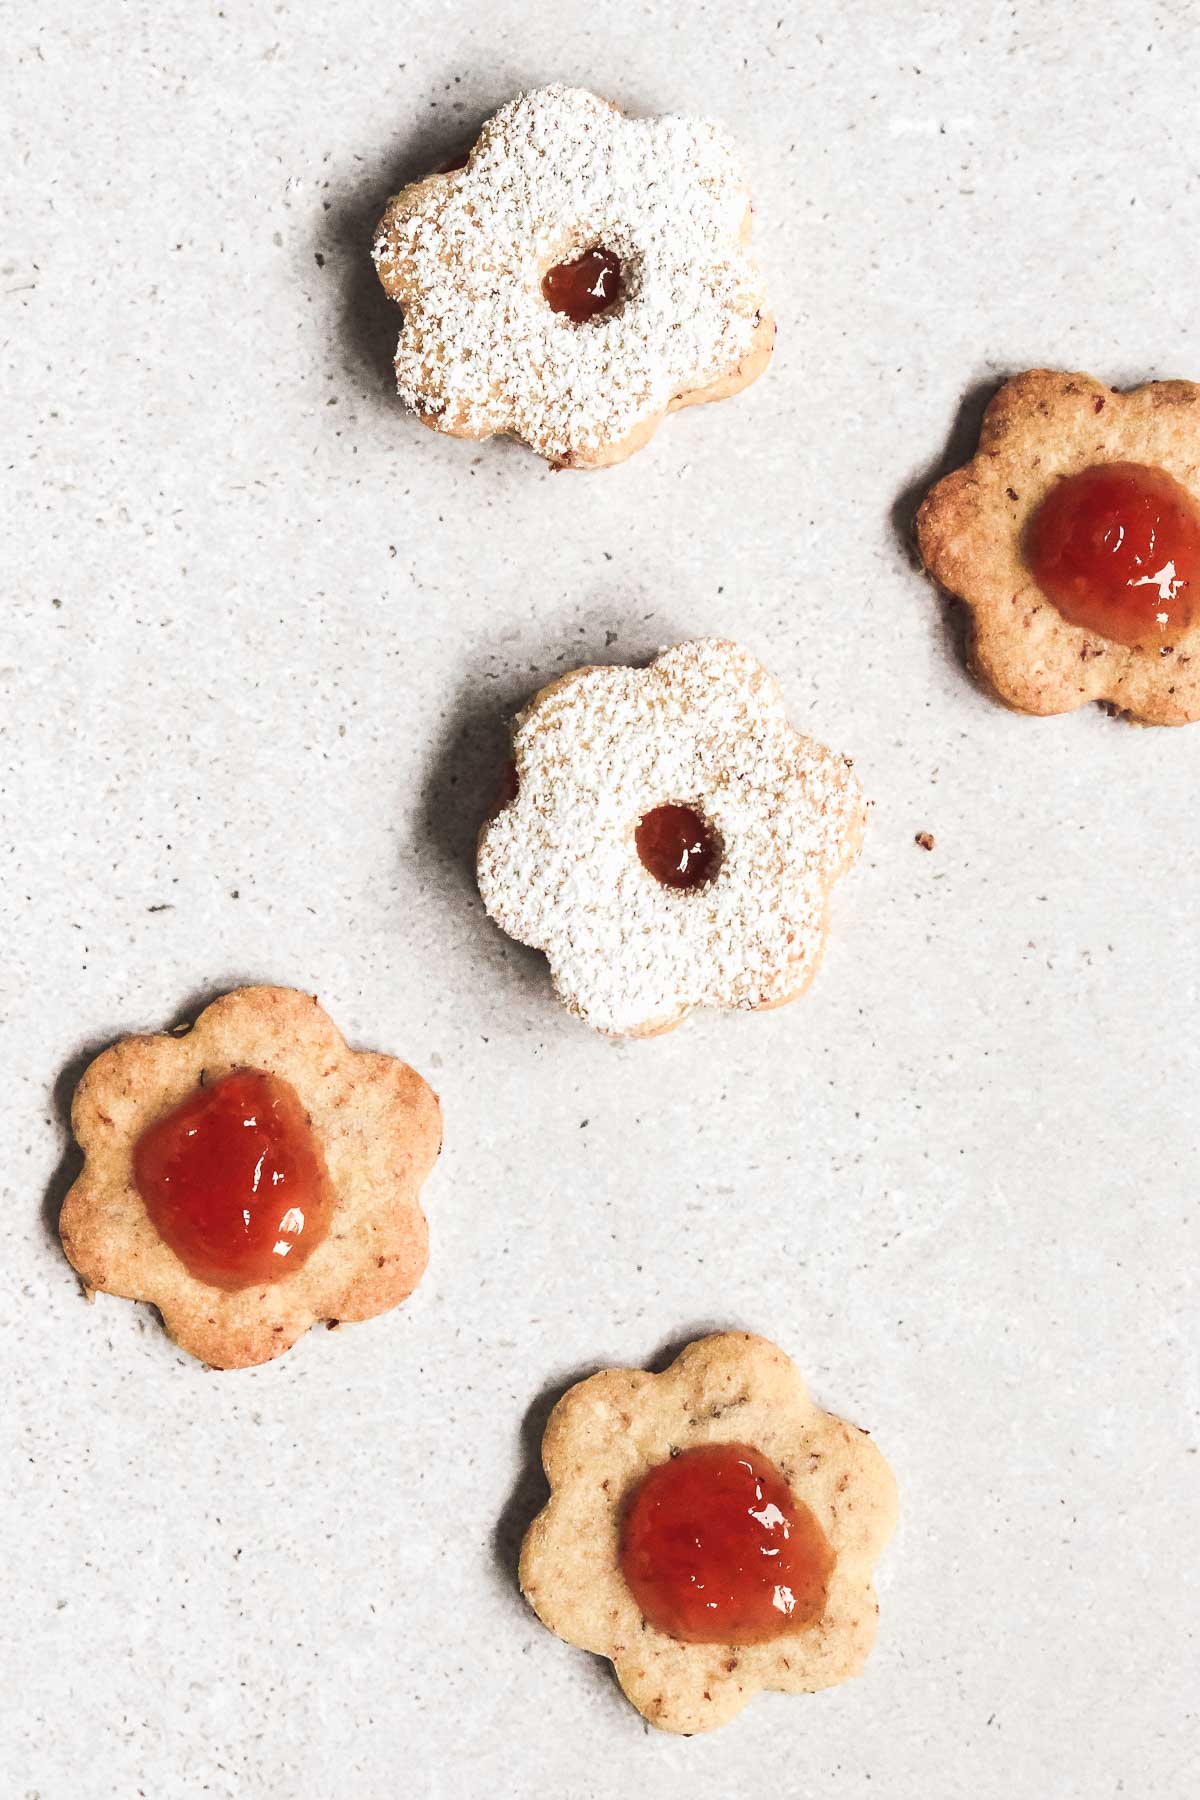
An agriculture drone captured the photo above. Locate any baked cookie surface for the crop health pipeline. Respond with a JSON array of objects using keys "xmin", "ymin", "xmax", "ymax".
[
  {"xmin": 476, "ymin": 639, "xmax": 865, "ymax": 1037},
  {"xmin": 917, "ymin": 369, "xmax": 1200, "ymax": 724},
  {"xmin": 373, "ymin": 84, "xmax": 772, "ymax": 468},
  {"xmin": 58, "ymin": 986, "xmax": 440, "ymax": 1369},
  {"xmin": 519, "ymin": 1332, "xmax": 897, "ymax": 1735}
]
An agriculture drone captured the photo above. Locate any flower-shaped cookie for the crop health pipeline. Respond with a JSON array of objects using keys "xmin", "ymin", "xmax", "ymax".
[
  {"xmin": 476, "ymin": 640, "xmax": 866, "ymax": 1036},
  {"xmin": 59, "ymin": 986, "xmax": 440, "ymax": 1369},
  {"xmin": 918, "ymin": 369, "xmax": 1200, "ymax": 724},
  {"xmin": 520, "ymin": 1332, "xmax": 897, "ymax": 1735},
  {"xmin": 372, "ymin": 84, "xmax": 773, "ymax": 468}
]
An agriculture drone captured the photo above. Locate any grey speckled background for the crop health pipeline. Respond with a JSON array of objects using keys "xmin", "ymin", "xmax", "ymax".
[{"xmin": 3, "ymin": 2, "xmax": 1198, "ymax": 1796}]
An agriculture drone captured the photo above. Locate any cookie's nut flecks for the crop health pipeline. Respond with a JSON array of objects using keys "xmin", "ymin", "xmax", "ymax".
[
  {"xmin": 518, "ymin": 1332, "xmax": 897, "ymax": 1735},
  {"xmin": 58, "ymin": 986, "xmax": 441, "ymax": 1369},
  {"xmin": 372, "ymin": 84, "xmax": 773, "ymax": 469},
  {"xmin": 476, "ymin": 640, "xmax": 866, "ymax": 1037},
  {"xmin": 916, "ymin": 369, "xmax": 1200, "ymax": 725}
]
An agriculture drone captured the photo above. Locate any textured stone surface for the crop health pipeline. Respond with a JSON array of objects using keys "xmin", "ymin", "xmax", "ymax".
[{"xmin": 2, "ymin": 2, "xmax": 1198, "ymax": 1795}]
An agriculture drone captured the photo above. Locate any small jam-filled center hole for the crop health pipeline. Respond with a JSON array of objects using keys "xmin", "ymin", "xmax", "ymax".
[
  {"xmin": 541, "ymin": 247, "xmax": 623, "ymax": 323},
  {"xmin": 491, "ymin": 758, "xmax": 519, "ymax": 817},
  {"xmin": 636, "ymin": 804, "xmax": 719, "ymax": 890}
]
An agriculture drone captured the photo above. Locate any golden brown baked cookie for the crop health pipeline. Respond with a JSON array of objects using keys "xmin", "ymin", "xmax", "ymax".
[
  {"xmin": 520, "ymin": 1332, "xmax": 897, "ymax": 1735},
  {"xmin": 59, "ymin": 986, "xmax": 440, "ymax": 1369},
  {"xmin": 373, "ymin": 84, "xmax": 773, "ymax": 469},
  {"xmin": 917, "ymin": 369, "xmax": 1200, "ymax": 724},
  {"xmin": 476, "ymin": 640, "xmax": 866, "ymax": 1037}
]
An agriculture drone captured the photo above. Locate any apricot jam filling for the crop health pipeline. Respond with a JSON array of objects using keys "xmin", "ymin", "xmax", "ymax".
[
  {"xmin": 619, "ymin": 1442, "xmax": 833, "ymax": 1645},
  {"xmin": 133, "ymin": 1069, "xmax": 333, "ymax": 1290},
  {"xmin": 541, "ymin": 247, "xmax": 623, "ymax": 323},
  {"xmin": 1026, "ymin": 460, "xmax": 1200, "ymax": 647},
  {"xmin": 635, "ymin": 804, "xmax": 719, "ymax": 890}
]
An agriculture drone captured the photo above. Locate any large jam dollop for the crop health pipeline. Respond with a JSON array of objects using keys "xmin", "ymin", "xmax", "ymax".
[
  {"xmin": 133, "ymin": 1069, "xmax": 333, "ymax": 1289},
  {"xmin": 635, "ymin": 804, "xmax": 719, "ymax": 890},
  {"xmin": 541, "ymin": 248, "xmax": 623, "ymax": 323},
  {"xmin": 619, "ymin": 1442, "xmax": 833, "ymax": 1644},
  {"xmin": 1026, "ymin": 460, "xmax": 1200, "ymax": 646}
]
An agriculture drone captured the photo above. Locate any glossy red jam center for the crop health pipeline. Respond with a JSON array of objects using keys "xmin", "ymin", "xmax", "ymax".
[
  {"xmin": 541, "ymin": 247, "xmax": 623, "ymax": 323},
  {"xmin": 133, "ymin": 1069, "xmax": 332, "ymax": 1290},
  {"xmin": 635, "ymin": 804, "xmax": 719, "ymax": 889},
  {"xmin": 1026, "ymin": 460, "xmax": 1200, "ymax": 646},
  {"xmin": 620, "ymin": 1442, "xmax": 833, "ymax": 1645}
]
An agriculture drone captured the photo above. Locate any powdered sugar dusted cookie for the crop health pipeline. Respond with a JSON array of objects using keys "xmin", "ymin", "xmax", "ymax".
[
  {"xmin": 918, "ymin": 369, "xmax": 1200, "ymax": 724},
  {"xmin": 372, "ymin": 84, "xmax": 773, "ymax": 468},
  {"xmin": 59, "ymin": 987, "xmax": 440, "ymax": 1369},
  {"xmin": 520, "ymin": 1332, "xmax": 897, "ymax": 1735},
  {"xmin": 476, "ymin": 640, "xmax": 865, "ymax": 1036}
]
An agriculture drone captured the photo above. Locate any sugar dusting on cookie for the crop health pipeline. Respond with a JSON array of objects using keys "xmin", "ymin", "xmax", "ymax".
[
  {"xmin": 373, "ymin": 86, "xmax": 768, "ymax": 463},
  {"xmin": 476, "ymin": 641, "xmax": 865, "ymax": 1035}
]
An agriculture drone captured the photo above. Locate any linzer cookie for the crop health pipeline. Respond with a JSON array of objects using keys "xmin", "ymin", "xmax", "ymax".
[
  {"xmin": 372, "ymin": 84, "xmax": 773, "ymax": 469},
  {"xmin": 519, "ymin": 1332, "xmax": 897, "ymax": 1735},
  {"xmin": 917, "ymin": 369, "xmax": 1200, "ymax": 724},
  {"xmin": 476, "ymin": 640, "xmax": 865, "ymax": 1037},
  {"xmin": 58, "ymin": 986, "xmax": 440, "ymax": 1369}
]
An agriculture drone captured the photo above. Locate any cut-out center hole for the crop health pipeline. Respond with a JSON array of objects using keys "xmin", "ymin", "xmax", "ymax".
[
  {"xmin": 635, "ymin": 804, "xmax": 719, "ymax": 890},
  {"xmin": 491, "ymin": 758, "xmax": 519, "ymax": 818},
  {"xmin": 541, "ymin": 247, "xmax": 623, "ymax": 323}
]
